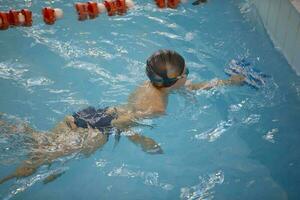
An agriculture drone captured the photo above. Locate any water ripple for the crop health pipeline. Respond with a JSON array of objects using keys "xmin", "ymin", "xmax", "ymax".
[
  {"xmin": 25, "ymin": 77, "xmax": 53, "ymax": 87},
  {"xmin": 22, "ymin": 26, "xmax": 83, "ymax": 60},
  {"xmin": 0, "ymin": 61, "xmax": 53, "ymax": 92},
  {"xmin": 0, "ymin": 61, "xmax": 28, "ymax": 81},
  {"xmin": 180, "ymin": 170, "xmax": 224, "ymax": 200},
  {"xmin": 263, "ymin": 128, "xmax": 279, "ymax": 144},
  {"xmin": 22, "ymin": 27, "xmax": 115, "ymax": 61},
  {"xmin": 242, "ymin": 114, "xmax": 260, "ymax": 125},
  {"xmin": 194, "ymin": 120, "xmax": 233, "ymax": 142},
  {"xmin": 152, "ymin": 31, "xmax": 182, "ymax": 40},
  {"xmin": 65, "ymin": 60, "xmax": 116, "ymax": 84},
  {"xmin": 145, "ymin": 15, "xmax": 178, "ymax": 28},
  {"xmin": 47, "ymin": 96, "xmax": 89, "ymax": 106},
  {"xmin": 96, "ymin": 162, "xmax": 174, "ymax": 191},
  {"xmin": 3, "ymin": 167, "xmax": 69, "ymax": 200}
]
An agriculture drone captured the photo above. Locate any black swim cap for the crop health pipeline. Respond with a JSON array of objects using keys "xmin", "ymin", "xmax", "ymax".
[{"xmin": 146, "ymin": 49, "xmax": 185, "ymax": 88}]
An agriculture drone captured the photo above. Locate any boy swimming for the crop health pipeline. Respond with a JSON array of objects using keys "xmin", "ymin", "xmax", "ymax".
[{"xmin": 0, "ymin": 49, "xmax": 244, "ymax": 184}]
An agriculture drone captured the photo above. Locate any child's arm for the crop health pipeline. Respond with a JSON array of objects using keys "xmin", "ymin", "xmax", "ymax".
[
  {"xmin": 126, "ymin": 130, "xmax": 163, "ymax": 154},
  {"xmin": 111, "ymin": 117, "xmax": 163, "ymax": 154},
  {"xmin": 186, "ymin": 75, "xmax": 245, "ymax": 91}
]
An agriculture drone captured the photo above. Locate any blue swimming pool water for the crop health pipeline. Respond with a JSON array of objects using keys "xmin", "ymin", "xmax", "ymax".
[{"xmin": 1, "ymin": 0, "xmax": 300, "ymax": 199}]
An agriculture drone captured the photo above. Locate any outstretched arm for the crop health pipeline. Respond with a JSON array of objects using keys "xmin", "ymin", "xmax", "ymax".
[{"xmin": 186, "ymin": 75, "xmax": 245, "ymax": 91}]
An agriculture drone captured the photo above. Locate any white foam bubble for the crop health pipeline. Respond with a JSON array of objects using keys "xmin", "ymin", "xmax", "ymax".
[
  {"xmin": 25, "ymin": 77, "xmax": 54, "ymax": 87},
  {"xmin": 180, "ymin": 170, "xmax": 224, "ymax": 200},
  {"xmin": 242, "ymin": 114, "xmax": 260, "ymax": 124},
  {"xmin": 194, "ymin": 120, "xmax": 233, "ymax": 142},
  {"xmin": 152, "ymin": 31, "xmax": 182, "ymax": 40},
  {"xmin": 106, "ymin": 164, "xmax": 174, "ymax": 191},
  {"xmin": 184, "ymin": 32, "xmax": 195, "ymax": 41},
  {"xmin": 263, "ymin": 128, "xmax": 278, "ymax": 143}
]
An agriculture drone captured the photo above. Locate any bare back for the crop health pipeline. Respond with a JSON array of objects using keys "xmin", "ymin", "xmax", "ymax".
[
  {"xmin": 128, "ymin": 82, "xmax": 167, "ymax": 115},
  {"xmin": 110, "ymin": 81, "xmax": 168, "ymax": 129}
]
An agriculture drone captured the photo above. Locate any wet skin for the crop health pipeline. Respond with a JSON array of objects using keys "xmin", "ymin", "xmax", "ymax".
[{"xmin": 0, "ymin": 73, "xmax": 244, "ymax": 185}]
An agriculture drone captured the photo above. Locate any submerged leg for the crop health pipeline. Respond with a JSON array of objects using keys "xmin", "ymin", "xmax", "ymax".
[
  {"xmin": 0, "ymin": 118, "xmax": 36, "ymax": 136},
  {"xmin": 0, "ymin": 116, "xmax": 109, "ymax": 185},
  {"xmin": 0, "ymin": 160, "xmax": 39, "ymax": 184},
  {"xmin": 43, "ymin": 171, "xmax": 65, "ymax": 184},
  {"xmin": 0, "ymin": 174, "xmax": 16, "ymax": 185},
  {"xmin": 0, "ymin": 122, "xmax": 53, "ymax": 184},
  {"xmin": 0, "ymin": 151, "xmax": 66, "ymax": 185},
  {"xmin": 80, "ymin": 127, "xmax": 108, "ymax": 157}
]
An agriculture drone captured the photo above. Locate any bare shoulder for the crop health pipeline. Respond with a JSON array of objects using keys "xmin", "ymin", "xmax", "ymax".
[{"xmin": 128, "ymin": 82, "xmax": 167, "ymax": 116}]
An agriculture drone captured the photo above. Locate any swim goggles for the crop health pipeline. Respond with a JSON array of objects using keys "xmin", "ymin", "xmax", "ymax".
[{"xmin": 147, "ymin": 66, "xmax": 189, "ymax": 84}]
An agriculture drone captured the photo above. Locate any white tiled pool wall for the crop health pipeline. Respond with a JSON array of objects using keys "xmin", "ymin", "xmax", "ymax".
[{"xmin": 254, "ymin": 0, "xmax": 300, "ymax": 75}]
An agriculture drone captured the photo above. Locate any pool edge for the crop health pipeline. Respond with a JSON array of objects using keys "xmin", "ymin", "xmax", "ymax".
[{"xmin": 254, "ymin": 0, "xmax": 300, "ymax": 76}]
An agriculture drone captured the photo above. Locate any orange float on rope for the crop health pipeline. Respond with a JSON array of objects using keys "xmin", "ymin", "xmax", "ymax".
[
  {"xmin": 0, "ymin": 11, "xmax": 9, "ymax": 30},
  {"xmin": 7, "ymin": 10, "xmax": 21, "ymax": 26},
  {"xmin": 116, "ymin": 0, "xmax": 127, "ymax": 15},
  {"xmin": 42, "ymin": 7, "xmax": 56, "ymax": 25},
  {"xmin": 87, "ymin": 1, "xmax": 99, "ymax": 19},
  {"xmin": 21, "ymin": 9, "xmax": 32, "ymax": 27},
  {"xmin": 167, "ymin": 0, "xmax": 180, "ymax": 9},
  {"xmin": 42, "ymin": 7, "xmax": 63, "ymax": 24},
  {"xmin": 155, "ymin": 0, "xmax": 166, "ymax": 8},
  {"xmin": 104, "ymin": 1, "xmax": 117, "ymax": 16},
  {"xmin": 155, "ymin": 0, "xmax": 180, "ymax": 9},
  {"xmin": 75, "ymin": 3, "xmax": 89, "ymax": 20},
  {"xmin": 75, "ymin": 0, "xmax": 132, "ymax": 19},
  {"xmin": 0, "ymin": 9, "xmax": 32, "ymax": 30}
]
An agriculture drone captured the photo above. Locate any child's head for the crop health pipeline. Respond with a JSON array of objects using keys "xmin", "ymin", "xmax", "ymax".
[{"xmin": 146, "ymin": 49, "xmax": 188, "ymax": 89}]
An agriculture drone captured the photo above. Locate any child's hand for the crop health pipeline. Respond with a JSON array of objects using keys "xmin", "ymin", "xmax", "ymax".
[{"xmin": 229, "ymin": 75, "xmax": 245, "ymax": 85}]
